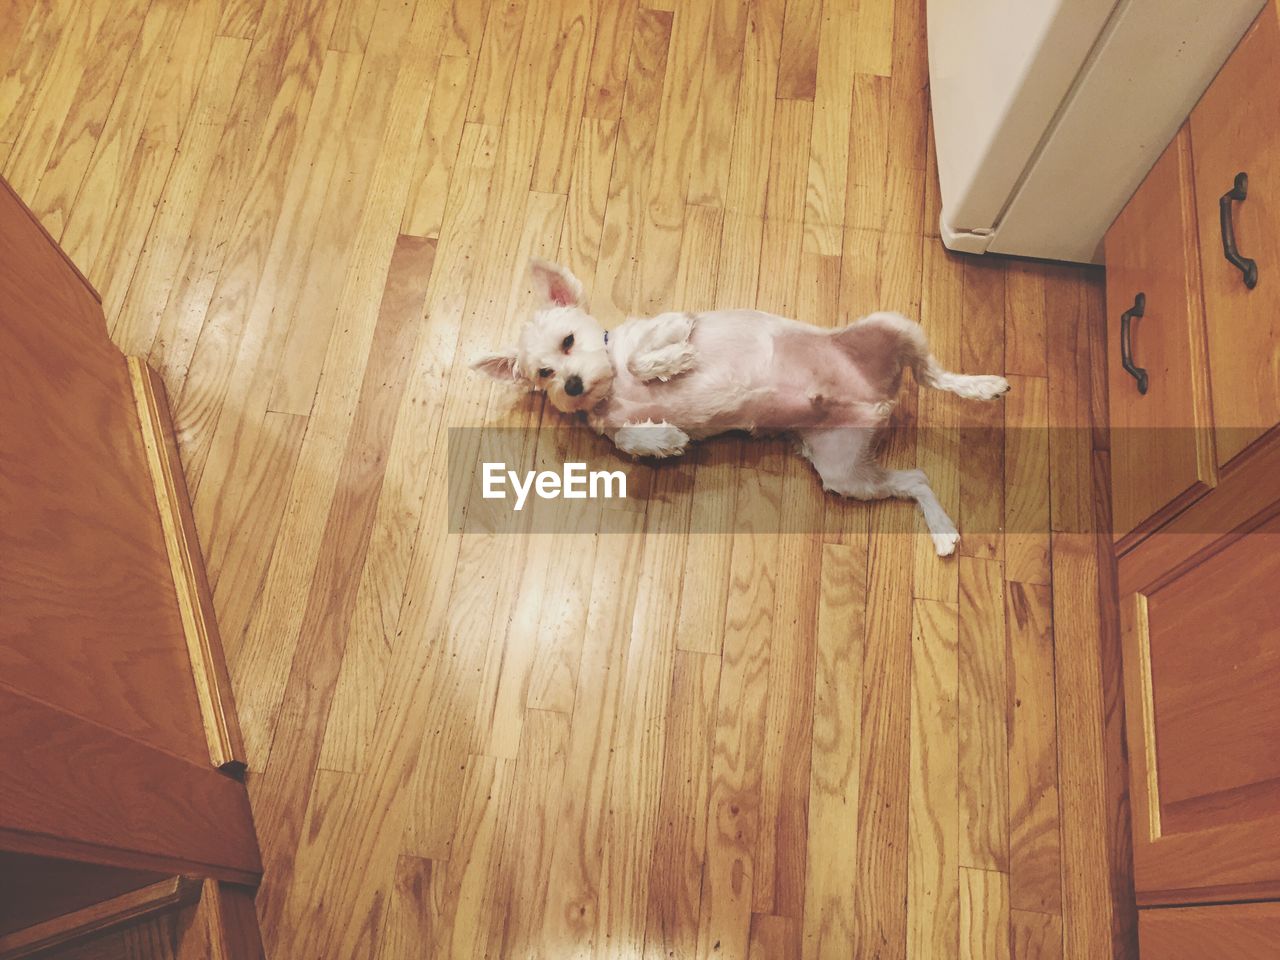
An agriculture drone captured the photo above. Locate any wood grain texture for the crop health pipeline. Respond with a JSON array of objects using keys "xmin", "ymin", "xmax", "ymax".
[
  {"xmin": 174, "ymin": 880, "xmax": 264, "ymax": 960},
  {"xmin": 1005, "ymin": 376, "xmax": 1051, "ymax": 586},
  {"xmin": 4, "ymin": 1, "xmax": 1130, "ymax": 954},
  {"xmin": 0, "ymin": 178, "xmax": 206, "ymax": 766},
  {"xmin": 801, "ymin": 543, "xmax": 866, "ymax": 959},
  {"xmin": 907, "ymin": 598, "xmax": 960, "ymax": 960},
  {"xmin": 1139, "ymin": 901, "xmax": 1280, "ymax": 959},
  {"xmin": 776, "ymin": 0, "xmax": 820, "ymax": 100},
  {"xmin": 958, "ymin": 557, "xmax": 1009, "ymax": 871},
  {"xmin": 1012, "ymin": 909, "xmax": 1063, "ymax": 960},
  {"xmin": 1118, "ymin": 515, "xmax": 1280, "ymax": 907},
  {"xmin": 1189, "ymin": 2, "xmax": 1280, "ymax": 466},
  {"xmin": 1007, "ymin": 582, "xmax": 1062, "ymax": 916},
  {"xmin": 960, "ymin": 867, "xmax": 1010, "ymax": 960}
]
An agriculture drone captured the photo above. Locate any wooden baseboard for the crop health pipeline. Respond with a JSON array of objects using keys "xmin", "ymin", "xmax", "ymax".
[
  {"xmin": 128, "ymin": 357, "xmax": 246, "ymax": 772},
  {"xmin": 176, "ymin": 880, "xmax": 265, "ymax": 960},
  {"xmin": 0, "ymin": 876, "xmax": 202, "ymax": 958}
]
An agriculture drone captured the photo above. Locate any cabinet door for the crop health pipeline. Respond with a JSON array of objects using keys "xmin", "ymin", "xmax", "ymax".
[
  {"xmin": 1104, "ymin": 126, "xmax": 1216, "ymax": 546},
  {"xmin": 1119, "ymin": 509, "xmax": 1280, "ymax": 905},
  {"xmin": 1190, "ymin": 1, "xmax": 1280, "ymax": 466},
  {"xmin": 1140, "ymin": 902, "xmax": 1280, "ymax": 959}
]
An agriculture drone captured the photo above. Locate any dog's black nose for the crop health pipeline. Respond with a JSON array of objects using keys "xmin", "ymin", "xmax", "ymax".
[{"xmin": 564, "ymin": 375, "xmax": 584, "ymax": 396}]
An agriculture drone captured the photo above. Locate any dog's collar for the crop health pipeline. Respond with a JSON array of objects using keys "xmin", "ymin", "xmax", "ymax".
[{"xmin": 603, "ymin": 329, "xmax": 609, "ymax": 345}]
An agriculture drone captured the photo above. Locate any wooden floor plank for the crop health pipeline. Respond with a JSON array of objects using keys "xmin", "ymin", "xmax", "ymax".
[
  {"xmin": 529, "ymin": 0, "xmax": 594, "ymax": 193},
  {"xmin": 803, "ymin": 0, "xmax": 857, "ymax": 230},
  {"xmin": 491, "ymin": 710, "xmax": 572, "ymax": 959},
  {"xmin": 582, "ymin": 0, "xmax": 639, "ymax": 120},
  {"xmin": 537, "ymin": 507, "xmax": 645, "ymax": 957},
  {"xmin": 0, "ymin": 0, "xmax": 75, "ymax": 145},
  {"xmin": 958, "ymin": 556, "xmax": 1010, "ymax": 872},
  {"xmin": 800, "ymin": 543, "xmax": 867, "ymax": 957},
  {"xmin": 27, "ymin": 0, "xmax": 150, "ymax": 242},
  {"xmin": 855, "ymin": 0, "xmax": 897, "ymax": 76},
  {"xmin": 465, "ymin": 0, "xmax": 526, "ymax": 126},
  {"xmin": 592, "ymin": 5, "xmax": 672, "ymax": 326},
  {"xmin": 634, "ymin": 0, "xmax": 712, "ymax": 314},
  {"xmin": 696, "ymin": 451, "xmax": 783, "ymax": 960},
  {"xmin": 776, "ymin": 0, "xmax": 820, "ymax": 100},
  {"xmin": 1005, "ymin": 375, "xmax": 1052, "ymax": 586},
  {"xmin": 56, "ymin": 0, "xmax": 187, "ymax": 272},
  {"xmin": 851, "ymin": 521, "xmax": 914, "ymax": 960},
  {"xmin": 217, "ymin": 0, "xmax": 263, "ymax": 40},
  {"xmin": 401, "ymin": 54, "xmax": 474, "ymax": 240},
  {"xmin": 1005, "ymin": 260, "xmax": 1049, "ymax": 378},
  {"xmin": 109, "ymin": 35, "xmax": 251, "ymax": 354},
  {"xmin": 1007, "ymin": 581, "xmax": 1063, "ymax": 916},
  {"xmin": 844, "ymin": 74, "xmax": 891, "ymax": 232},
  {"xmin": 724, "ymin": 0, "xmax": 785, "ymax": 220},
  {"xmin": 1011, "ymin": 908, "xmax": 1064, "ymax": 960},
  {"xmin": 329, "ymin": 0, "xmax": 379, "ymax": 53},
  {"xmin": 90, "ymin": 137, "xmax": 179, "ymax": 325},
  {"xmin": 685, "ymin": 0, "xmax": 748, "ymax": 208},
  {"xmin": 3, "ymin": 3, "xmax": 109, "ymax": 201},
  {"xmin": 0, "ymin": 0, "xmax": 38, "ymax": 83},
  {"xmin": 907, "ymin": 598, "xmax": 961, "ymax": 960},
  {"xmin": 375, "ymin": 855, "xmax": 440, "ymax": 960},
  {"xmin": 642, "ymin": 651, "xmax": 720, "ymax": 960},
  {"xmin": 960, "ymin": 867, "xmax": 1011, "ymax": 960}
]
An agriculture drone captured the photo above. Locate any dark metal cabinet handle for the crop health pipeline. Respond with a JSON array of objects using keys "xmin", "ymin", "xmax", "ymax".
[
  {"xmin": 1219, "ymin": 172, "xmax": 1258, "ymax": 289},
  {"xmin": 1121, "ymin": 292, "xmax": 1148, "ymax": 395}
]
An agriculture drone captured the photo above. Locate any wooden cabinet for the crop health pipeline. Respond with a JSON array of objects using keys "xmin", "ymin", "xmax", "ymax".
[
  {"xmin": 0, "ymin": 177, "xmax": 262, "ymax": 956},
  {"xmin": 1140, "ymin": 902, "xmax": 1280, "ymax": 959},
  {"xmin": 1103, "ymin": 0, "xmax": 1280, "ymax": 944},
  {"xmin": 1119, "ymin": 484, "xmax": 1280, "ymax": 905},
  {"xmin": 1189, "ymin": 4, "xmax": 1280, "ymax": 466},
  {"xmin": 1104, "ymin": 126, "xmax": 1216, "ymax": 545}
]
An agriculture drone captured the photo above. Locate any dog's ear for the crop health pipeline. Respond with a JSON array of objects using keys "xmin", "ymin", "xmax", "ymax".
[
  {"xmin": 529, "ymin": 258, "xmax": 585, "ymax": 309},
  {"xmin": 471, "ymin": 349, "xmax": 522, "ymax": 381}
]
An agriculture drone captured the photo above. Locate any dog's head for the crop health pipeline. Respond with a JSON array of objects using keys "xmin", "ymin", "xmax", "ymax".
[{"xmin": 471, "ymin": 259, "xmax": 614, "ymax": 414}]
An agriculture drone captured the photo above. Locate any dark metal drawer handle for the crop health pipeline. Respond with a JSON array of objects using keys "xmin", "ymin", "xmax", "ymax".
[
  {"xmin": 1121, "ymin": 292, "xmax": 1148, "ymax": 395},
  {"xmin": 1219, "ymin": 172, "xmax": 1258, "ymax": 289}
]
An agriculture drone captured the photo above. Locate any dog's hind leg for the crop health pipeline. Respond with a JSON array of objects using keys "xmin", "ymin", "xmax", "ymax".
[
  {"xmin": 798, "ymin": 427, "xmax": 960, "ymax": 556},
  {"xmin": 848, "ymin": 311, "xmax": 1010, "ymax": 401},
  {"xmin": 913, "ymin": 358, "xmax": 1010, "ymax": 401}
]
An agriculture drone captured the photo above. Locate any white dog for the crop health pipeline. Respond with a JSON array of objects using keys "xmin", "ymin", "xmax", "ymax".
[{"xmin": 473, "ymin": 259, "xmax": 1010, "ymax": 556}]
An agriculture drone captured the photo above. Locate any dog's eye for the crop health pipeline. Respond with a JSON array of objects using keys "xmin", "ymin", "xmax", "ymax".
[
  {"xmin": 537, "ymin": 367, "xmax": 553, "ymax": 378},
  {"xmin": 561, "ymin": 334, "xmax": 574, "ymax": 352}
]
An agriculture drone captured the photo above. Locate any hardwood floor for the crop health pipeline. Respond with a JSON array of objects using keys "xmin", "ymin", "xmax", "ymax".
[{"xmin": 3, "ymin": 0, "xmax": 1135, "ymax": 956}]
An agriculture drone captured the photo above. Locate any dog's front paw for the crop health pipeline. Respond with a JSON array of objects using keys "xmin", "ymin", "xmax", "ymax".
[
  {"xmin": 615, "ymin": 420, "xmax": 690, "ymax": 458},
  {"xmin": 931, "ymin": 530, "xmax": 960, "ymax": 557}
]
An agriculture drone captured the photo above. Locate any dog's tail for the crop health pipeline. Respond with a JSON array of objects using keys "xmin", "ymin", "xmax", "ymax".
[{"xmin": 852, "ymin": 311, "xmax": 1010, "ymax": 401}]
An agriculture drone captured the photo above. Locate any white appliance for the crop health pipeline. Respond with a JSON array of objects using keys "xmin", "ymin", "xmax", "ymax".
[{"xmin": 928, "ymin": 0, "xmax": 1266, "ymax": 263}]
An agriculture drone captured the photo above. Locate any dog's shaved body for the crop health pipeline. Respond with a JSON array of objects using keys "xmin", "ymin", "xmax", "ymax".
[{"xmin": 473, "ymin": 261, "xmax": 1010, "ymax": 556}]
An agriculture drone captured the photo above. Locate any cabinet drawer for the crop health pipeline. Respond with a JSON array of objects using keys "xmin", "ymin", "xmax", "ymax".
[
  {"xmin": 1190, "ymin": 1, "xmax": 1280, "ymax": 466},
  {"xmin": 1140, "ymin": 902, "xmax": 1280, "ymax": 959},
  {"xmin": 1119, "ymin": 503, "xmax": 1280, "ymax": 905},
  {"xmin": 1104, "ymin": 126, "xmax": 1216, "ymax": 546}
]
